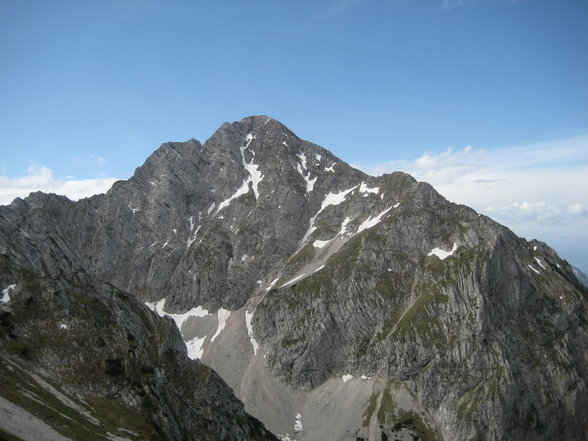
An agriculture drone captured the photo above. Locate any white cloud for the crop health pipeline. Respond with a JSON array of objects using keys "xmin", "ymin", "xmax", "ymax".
[
  {"xmin": 362, "ymin": 135, "xmax": 588, "ymax": 270},
  {"xmin": 0, "ymin": 166, "xmax": 118, "ymax": 205}
]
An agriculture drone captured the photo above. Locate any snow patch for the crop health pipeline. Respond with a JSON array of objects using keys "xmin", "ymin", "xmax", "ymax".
[
  {"xmin": 59, "ymin": 323, "xmax": 68, "ymax": 330},
  {"xmin": 296, "ymin": 152, "xmax": 317, "ymax": 193},
  {"xmin": 393, "ymin": 202, "xmax": 400, "ymax": 208},
  {"xmin": 186, "ymin": 225, "xmax": 201, "ymax": 249},
  {"xmin": 241, "ymin": 134, "xmax": 263, "ymax": 199},
  {"xmin": 312, "ymin": 264, "xmax": 325, "ymax": 274},
  {"xmin": 313, "ymin": 239, "xmax": 330, "ymax": 248},
  {"xmin": 342, "ymin": 374, "xmax": 354, "ymax": 383},
  {"xmin": 217, "ymin": 180, "xmax": 250, "ymax": 212},
  {"xmin": 207, "ymin": 203, "xmax": 216, "ymax": 214},
  {"xmin": 1, "ymin": 284, "xmax": 16, "ymax": 303},
  {"xmin": 325, "ymin": 163, "xmax": 336, "ymax": 172},
  {"xmin": 210, "ymin": 308, "xmax": 231, "ymax": 342},
  {"xmin": 428, "ymin": 243, "xmax": 458, "ymax": 260},
  {"xmin": 186, "ymin": 337, "xmax": 206, "ymax": 359},
  {"xmin": 217, "ymin": 134, "xmax": 264, "ymax": 211},
  {"xmin": 294, "ymin": 413, "xmax": 303, "ymax": 433},
  {"xmin": 339, "ymin": 217, "xmax": 352, "ymax": 236},
  {"xmin": 299, "ymin": 185, "xmax": 358, "ymax": 246},
  {"xmin": 528, "ymin": 264, "xmax": 541, "ymax": 275},
  {"xmin": 534, "ymin": 257, "xmax": 547, "ymax": 270},
  {"xmin": 128, "ymin": 204, "xmax": 139, "ymax": 213},
  {"xmin": 245, "ymin": 311, "xmax": 259, "ymax": 355},
  {"xmin": 356, "ymin": 207, "xmax": 392, "ymax": 234},
  {"xmin": 296, "ymin": 153, "xmax": 308, "ymax": 171},
  {"xmin": 360, "ymin": 375, "xmax": 371, "ymax": 380},
  {"xmin": 315, "ymin": 154, "xmax": 322, "ymax": 162},
  {"xmin": 282, "ymin": 273, "xmax": 307, "ymax": 287},
  {"xmin": 146, "ymin": 298, "xmax": 209, "ymax": 333},
  {"xmin": 266, "ymin": 278, "xmax": 279, "ymax": 291},
  {"xmin": 359, "ymin": 182, "xmax": 379, "ymax": 195}
]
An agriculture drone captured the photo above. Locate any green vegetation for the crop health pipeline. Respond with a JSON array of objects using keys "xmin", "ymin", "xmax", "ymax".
[
  {"xmin": 0, "ymin": 356, "xmax": 160, "ymax": 440},
  {"xmin": 362, "ymin": 392, "xmax": 379, "ymax": 427},
  {"xmin": 17, "ymin": 268, "xmax": 42, "ymax": 294},
  {"xmin": 0, "ymin": 428, "xmax": 26, "ymax": 441},
  {"xmin": 377, "ymin": 384, "xmax": 395, "ymax": 424},
  {"xmin": 280, "ymin": 334, "xmax": 306, "ymax": 348},
  {"xmin": 457, "ymin": 365, "xmax": 505, "ymax": 422},
  {"xmin": 389, "ymin": 409, "xmax": 439, "ymax": 441}
]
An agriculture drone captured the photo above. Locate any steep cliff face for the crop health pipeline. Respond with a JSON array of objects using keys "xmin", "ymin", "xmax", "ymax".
[{"xmin": 1, "ymin": 115, "xmax": 587, "ymax": 441}]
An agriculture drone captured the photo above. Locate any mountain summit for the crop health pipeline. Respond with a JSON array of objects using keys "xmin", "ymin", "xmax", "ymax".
[{"xmin": 1, "ymin": 116, "xmax": 587, "ymax": 441}]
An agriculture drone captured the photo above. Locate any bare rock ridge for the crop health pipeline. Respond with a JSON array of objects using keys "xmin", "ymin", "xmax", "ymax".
[{"xmin": 1, "ymin": 115, "xmax": 587, "ymax": 441}]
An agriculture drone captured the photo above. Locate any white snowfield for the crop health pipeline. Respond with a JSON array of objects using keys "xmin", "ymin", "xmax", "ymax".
[
  {"xmin": 427, "ymin": 243, "xmax": 458, "ymax": 260},
  {"xmin": 534, "ymin": 257, "xmax": 547, "ymax": 270},
  {"xmin": 528, "ymin": 264, "xmax": 541, "ymax": 275},
  {"xmin": 245, "ymin": 310, "xmax": 259, "ymax": 355},
  {"xmin": 266, "ymin": 278, "xmax": 280, "ymax": 292},
  {"xmin": 146, "ymin": 298, "xmax": 232, "ymax": 360},
  {"xmin": 186, "ymin": 215, "xmax": 201, "ymax": 249},
  {"xmin": 311, "ymin": 206, "xmax": 394, "ymax": 250},
  {"xmin": 1, "ymin": 284, "xmax": 16, "ymax": 303},
  {"xmin": 294, "ymin": 413, "xmax": 303, "ymax": 432},
  {"xmin": 210, "ymin": 308, "xmax": 231, "ymax": 342},
  {"xmin": 295, "ymin": 152, "xmax": 317, "ymax": 193},
  {"xmin": 356, "ymin": 207, "xmax": 392, "ymax": 234},
  {"xmin": 217, "ymin": 133, "xmax": 264, "ymax": 213},
  {"xmin": 299, "ymin": 185, "xmax": 358, "ymax": 247},
  {"xmin": 342, "ymin": 374, "xmax": 354, "ymax": 383},
  {"xmin": 359, "ymin": 182, "xmax": 379, "ymax": 195}
]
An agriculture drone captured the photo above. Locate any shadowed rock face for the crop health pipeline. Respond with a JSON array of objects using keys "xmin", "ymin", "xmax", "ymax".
[
  {"xmin": 0, "ymin": 267, "xmax": 277, "ymax": 440},
  {"xmin": 1, "ymin": 115, "xmax": 587, "ymax": 441}
]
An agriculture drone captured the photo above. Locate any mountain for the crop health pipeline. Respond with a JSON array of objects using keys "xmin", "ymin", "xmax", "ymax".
[
  {"xmin": 0, "ymin": 260, "xmax": 277, "ymax": 440},
  {"xmin": 1, "ymin": 115, "xmax": 587, "ymax": 441},
  {"xmin": 572, "ymin": 266, "xmax": 588, "ymax": 289}
]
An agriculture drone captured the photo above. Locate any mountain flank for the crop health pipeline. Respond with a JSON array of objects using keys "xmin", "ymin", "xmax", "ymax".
[{"xmin": 1, "ymin": 115, "xmax": 587, "ymax": 441}]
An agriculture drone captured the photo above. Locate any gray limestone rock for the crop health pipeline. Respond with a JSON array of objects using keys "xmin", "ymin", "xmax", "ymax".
[{"xmin": 1, "ymin": 115, "xmax": 587, "ymax": 441}]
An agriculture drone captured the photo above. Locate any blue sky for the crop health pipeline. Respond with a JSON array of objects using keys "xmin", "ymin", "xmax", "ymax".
[{"xmin": 1, "ymin": 0, "xmax": 587, "ymax": 271}]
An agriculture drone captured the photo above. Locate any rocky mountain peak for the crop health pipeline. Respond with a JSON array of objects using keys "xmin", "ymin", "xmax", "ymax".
[{"xmin": 1, "ymin": 116, "xmax": 587, "ymax": 441}]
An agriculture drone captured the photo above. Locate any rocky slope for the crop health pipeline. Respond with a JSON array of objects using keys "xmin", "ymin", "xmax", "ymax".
[
  {"xmin": 1, "ymin": 115, "xmax": 587, "ymax": 440},
  {"xmin": 0, "ymin": 259, "xmax": 277, "ymax": 440}
]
